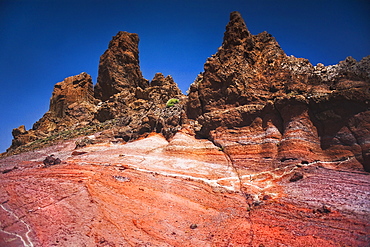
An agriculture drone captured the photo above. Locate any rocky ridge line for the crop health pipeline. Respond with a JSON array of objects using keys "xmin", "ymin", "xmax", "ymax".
[{"xmin": 5, "ymin": 32, "xmax": 185, "ymax": 156}]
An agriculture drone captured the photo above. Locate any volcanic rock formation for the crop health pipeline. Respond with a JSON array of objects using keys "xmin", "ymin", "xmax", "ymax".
[
  {"xmin": 7, "ymin": 31, "xmax": 185, "ymax": 154},
  {"xmin": 187, "ymin": 11, "xmax": 370, "ymax": 171},
  {"xmin": 8, "ymin": 72, "xmax": 97, "ymax": 151},
  {"xmin": 1, "ymin": 11, "xmax": 370, "ymax": 246},
  {"xmin": 94, "ymin": 31, "xmax": 149, "ymax": 101}
]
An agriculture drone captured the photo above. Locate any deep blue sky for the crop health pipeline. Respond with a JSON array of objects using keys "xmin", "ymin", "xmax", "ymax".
[{"xmin": 1, "ymin": 0, "xmax": 369, "ymax": 153}]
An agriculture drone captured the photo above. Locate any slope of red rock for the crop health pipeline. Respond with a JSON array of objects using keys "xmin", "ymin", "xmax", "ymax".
[{"xmin": 1, "ymin": 132, "xmax": 369, "ymax": 246}]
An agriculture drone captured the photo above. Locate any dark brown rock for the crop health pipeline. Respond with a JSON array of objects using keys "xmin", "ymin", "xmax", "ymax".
[
  {"xmin": 94, "ymin": 31, "xmax": 148, "ymax": 101},
  {"xmin": 94, "ymin": 72, "xmax": 185, "ymax": 141},
  {"xmin": 35, "ymin": 72, "xmax": 96, "ymax": 133},
  {"xmin": 8, "ymin": 126, "xmax": 37, "ymax": 151},
  {"xmin": 42, "ymin": 155, "xmax": 61, "ymax": 167},
  {"xmin": 187, "ymin": 12, "xmax": 289, "ymax": 116},
  {"xmin": 49, "ymin": 72, "xmax": 95, "ymax": 118},
  {"xmin": 135, "ymin": 73, "xmax": 183, "ymax": 102},
  {"xmin": 6, "ymin": 73, "xmax": 97, "ymax": 153},
  {"xmin": 11, "ymin": 125, "xmax": 27, "ymax": 137},
  {"xmin": 289, "ymin": 172, "xmax": 304, "ymax": 182}
]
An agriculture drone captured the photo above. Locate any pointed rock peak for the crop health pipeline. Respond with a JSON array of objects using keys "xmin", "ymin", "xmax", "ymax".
[
  {"xmin": 150, "ymin": 73, "xmax": 166, "ymax": 86},
  {"xmin": 152, "ymin": 72, "xmax": 165, "ymax": 81},
  {"xmin": 95, "ymin": 31, "xmax": 148, "ymax": 101},
  {"xmin": 223, "ymin": 11, "xmax": 251, "ymax": 48},
  {"xmin": 229, "ymin": 11, "xmax": 247, "ymax": 28},
  {"xmin": 108, "ymin": 31, "xmax": 139, "ymax": 50}
]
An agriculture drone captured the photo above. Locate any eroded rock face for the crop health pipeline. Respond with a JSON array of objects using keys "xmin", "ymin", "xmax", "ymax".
[
  {"xmin": 49, "ymin": 72, "xmax": 95, "ymax": 118},
  {"xmin": 94, "ymin": 72, "xmax": 185, "ymax": 141},
  {"xmin": 94, "ymin": 31, "xmax": 149, "ymax": 101},
  {"xmin": 1, "ymin": 10, "xmax": 370, "ymax": 247},
  {"xmin": 188, "ymin": 11, "xmax": 370, "ymax": 171},
  {"xmin": 7, "ymin": 73, "xmax": 97, "ymax": 152},
  {"xmin": 6, "ymin": 35, "xmax": 185, "ymax": 155}
]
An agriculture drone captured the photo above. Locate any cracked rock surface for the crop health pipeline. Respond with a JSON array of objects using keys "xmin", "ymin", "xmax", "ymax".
[{"xmin": 0, "ymin": 132, "xmax": 369, "ymax": 246}]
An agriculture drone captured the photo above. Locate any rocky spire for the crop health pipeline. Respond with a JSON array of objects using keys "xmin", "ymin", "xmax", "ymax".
[
  {"xmin": 94, "ymin": 31, "xmax": 148, "ymax": 101},
  {"xmin": 222, "ymin": 11, "xmax": 252, "ymax": 49}
]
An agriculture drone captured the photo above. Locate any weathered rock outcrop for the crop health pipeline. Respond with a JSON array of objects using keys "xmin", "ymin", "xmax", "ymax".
[
  {"xmin": 94, "ymin": 31, "xmax": 149, "ymax": 101},
  {"xmin": 1, "ymin": 11, "xmax": 369, "ymax": 246},
  {"xmin": 8, "ymin": 73, "xmax": 97, "ymax": 152},
  {"xmin": 187, "ymin": 11, "xmax": 370, "ymax": 171},
  {"xmin": 6, "ymin": 32, "xmax": 185, "ymax": 156},
  {"xmin": 48, "ymin": 72, "xmax": 95, "ymax": 118},
  {"xmin": 92, "ymin": 36, "xmax": 186, "ymax": 140}
]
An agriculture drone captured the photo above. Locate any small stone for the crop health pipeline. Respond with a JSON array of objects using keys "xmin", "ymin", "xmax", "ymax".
[
  {"xmin": 314, "ymin": 205, "xmax": 331, "ymax": 214},
  {"xmin": 289, "ymin": 172, "xmax": 304, "ymax": 182},
  {"xmin": 262, "ymin": 195, "xmax": 271, "ymax": 200},
  {"xmin": 71, "ymin": 151, "xmax": 87, "ymax": 156},
  {"xmin": 190, "ymin": 224, "xmax": 198, "ymax": 229},
  {"xmin": 43, "ymin": 155, "xmax": 61, "ymax": 167}
]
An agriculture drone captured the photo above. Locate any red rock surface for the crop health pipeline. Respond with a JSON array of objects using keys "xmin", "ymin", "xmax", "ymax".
[
  {"xmin": 1, "ymin": 11, "xmax": 370, "ymax": 246},
  {"xmin": 0, "ymin": 132, "xmax": 369, "ymax": 246}
]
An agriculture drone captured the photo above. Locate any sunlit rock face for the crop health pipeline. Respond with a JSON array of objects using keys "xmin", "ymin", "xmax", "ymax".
[
  {"xmin": 6, "ymin": 35, "xmax": 184, "ymax": 154},
  {"xmin": 94, "ymin": 31, "xmax": 149, "ymax": 101},
  {"xmin": 187, "ymin": 11, "xmax": 370, "ymax": 171},
  {"xmin": 49, "ymin": 72, "xmax": 95, "ymax": 118},
  {"xmin": 1, "ymin": 11, "xmax": 370, "ymax": 246},
  {"xmin": 7, "ymin": 72, "xmax": 97, "ymax": 151}
]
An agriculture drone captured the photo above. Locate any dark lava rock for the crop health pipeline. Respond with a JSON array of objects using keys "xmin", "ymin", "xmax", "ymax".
[
  {"xmin": 289, "ymin": 172, "xmax": 304, "ymax": 182},
  {"xmin": 43, "ymin": 155, "xmax": 61, "ymax": 167}
]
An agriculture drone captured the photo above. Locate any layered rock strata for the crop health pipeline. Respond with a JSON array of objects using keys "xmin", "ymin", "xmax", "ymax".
[
  {"xmin": 0, "ymin": 132, "xmax": 369, "ymax": 246},
  {"xmin": 187, "ymin": 11, "xmax": 370, "ymax": 171},
  {"xmin": 1, "ymin": 11, "xmax": 370, "ymax": 246}
]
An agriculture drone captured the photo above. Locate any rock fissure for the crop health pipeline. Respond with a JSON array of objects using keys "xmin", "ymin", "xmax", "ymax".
[{"xmin": 0, "ymin": 204, "xmax": 34, "ymax": 247}]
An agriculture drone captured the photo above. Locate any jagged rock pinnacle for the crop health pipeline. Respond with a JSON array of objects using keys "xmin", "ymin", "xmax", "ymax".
[{"xmin": 222, "ymin": 11, "xmax": 252, "ymax": 49}]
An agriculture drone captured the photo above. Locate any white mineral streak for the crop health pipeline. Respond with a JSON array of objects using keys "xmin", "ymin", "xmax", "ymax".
[{"xmin": 0, "ymin": 204, "xmax": 34, "ymax": 247}]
